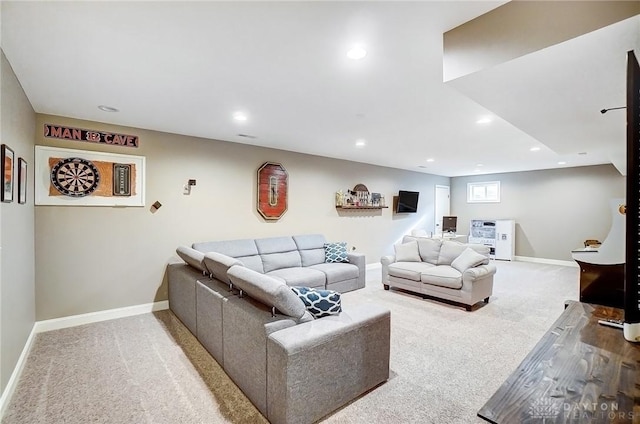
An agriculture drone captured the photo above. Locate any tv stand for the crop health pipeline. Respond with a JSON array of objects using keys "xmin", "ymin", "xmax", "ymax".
[{"xmin": 478, "ymin": 301, "xmax": 640, "ymax": 423}]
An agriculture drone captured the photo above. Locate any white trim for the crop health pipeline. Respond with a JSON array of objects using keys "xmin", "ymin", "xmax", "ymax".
[
  {"xmin": 0, "ymin": 300, "xmax": 170, "ymax": 419},
  {"xmin": 514, "ymin": 255, "xmax": 578, "ymax": 267},
  {"xmin": 0, "ymin": 326, "xmax": 36, "ymax": 419},
  {"xmin": 33, "ymin": 300, "xmax": 169, "ymax": 334}
]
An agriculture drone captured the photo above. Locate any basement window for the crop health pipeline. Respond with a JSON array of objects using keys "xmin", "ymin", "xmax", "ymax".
[{"xmin": 467, "ymin": 181, "xmax": 500, "ymax": 203}]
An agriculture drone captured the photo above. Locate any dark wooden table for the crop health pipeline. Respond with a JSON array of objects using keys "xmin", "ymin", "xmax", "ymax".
[{"xmin": 478, "ymin": 301, "xmax": 640, "ymax": 423}]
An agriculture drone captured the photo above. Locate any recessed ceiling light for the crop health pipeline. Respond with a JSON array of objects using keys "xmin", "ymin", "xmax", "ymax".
[
  {"xmin": 347, "ymin": 46, "xmax": 367, "ymax": 60},
  {"xmin": 476, "ymin": 116, "xmax": 492, "ymax": 124},
  {"xmin": 558, "ymin": 161, "xmax": 567, "ymax": 165},
  {"xmin": 530, "ymin": 147, "xmax": 541, "ymax": 152},
  {"xmin": 233, "ymin": 112, "xmax": 248, "ymax": 122},
  {"xmin": 426, "ymin": 158, "xmax": 435, "ymax": 162},
  {"xmin": 476, "ymin": 163, "xmax": 484, "ymax": 167},
  {"xmin": 98, "ymin": 105, "xmax": 118, "ymax": 112},
  {"xmin": 355, "ymin": 138, "xmax": 366, "ymax": 148}
]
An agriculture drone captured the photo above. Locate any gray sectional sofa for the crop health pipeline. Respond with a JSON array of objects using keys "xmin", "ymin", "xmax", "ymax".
[
  {"xmin": 167, "ymin": 234, "xmax": 390, "ymax": 424},
  {"xmin": 193, "ymin": 234, "xmax": 365, "ymax": 293},
  {"xmin": 381, "ymin": 235, "xmax": 497, "ymax": 311}
]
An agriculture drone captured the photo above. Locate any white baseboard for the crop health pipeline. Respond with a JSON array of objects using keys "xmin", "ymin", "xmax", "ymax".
[
  {"xmin": 33, "ymin": 300, "xmax": 169, "ymax": 334},
  {"xmin": 514, "ymin": 256, "xmax": 578, "ymax": 267},
  {"xmin": 0, "ymin": 300, "xmax": 169, "ymax": 420},
  {"xmin": 0, "ymin": 326, "xmax": 36, "ymax": 419}
]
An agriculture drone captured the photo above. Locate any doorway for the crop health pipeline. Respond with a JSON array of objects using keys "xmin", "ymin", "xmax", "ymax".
[{"xmin": 434, "ymin": 185, "xmax": 450, "ymax": 236}]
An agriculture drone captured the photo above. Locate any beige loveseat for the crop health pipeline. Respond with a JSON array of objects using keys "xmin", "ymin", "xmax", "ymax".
[{"xmin": 381, "ymin": 235, "xmax": 497, "ymax": 311}]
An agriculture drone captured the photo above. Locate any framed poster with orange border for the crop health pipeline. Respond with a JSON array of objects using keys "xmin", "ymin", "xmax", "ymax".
[{"xmin": 257, "ymin": 162, "xmax": 288, "ymax": 220}]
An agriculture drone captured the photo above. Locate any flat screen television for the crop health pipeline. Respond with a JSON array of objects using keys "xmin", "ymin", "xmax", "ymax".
[
  {"xmin": 396, "ymin": 190, "xmax": 419, "ymax": 213},
  {"xmin": 442, "ymin": 216, "xmax": 457, "ymax": 233}
]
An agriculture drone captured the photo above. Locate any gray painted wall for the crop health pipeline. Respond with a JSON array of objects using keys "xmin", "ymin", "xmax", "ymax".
[
  {"xmin": 451, "ymin": 165, "xmax": 625, "ymax": 261},
  {"xmin": 1, "ymin": 51, "xmax": 36, "ymax": 392},
  {"xmin": 34, "ymin": 114, "xmax": 449, "ymax": 321}
]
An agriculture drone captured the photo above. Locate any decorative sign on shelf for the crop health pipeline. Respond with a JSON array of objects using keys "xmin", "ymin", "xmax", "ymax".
[
  {"xmin": 336, "ymin": 183, "xmax": 385, "ymax": 208},
  {"xmin": 44, "ymin": 124, "xmax": 139, "ymax": 148},
  {"xmin": 257, "ymin": 162, "xmax": 288, "ymax": 220},
  {"xmin": 34, "ymin": 145, "xmax": 145, "ymax": 207}
]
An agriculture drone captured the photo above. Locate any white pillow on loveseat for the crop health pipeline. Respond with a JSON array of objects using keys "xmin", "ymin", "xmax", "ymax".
[
  {"xmin": 451, "ymin": 247, "xmax": 490, "ymax": 273},
  {"xmin": 394, "ymin": 240, "xmax": 421, "ymax": 262}
]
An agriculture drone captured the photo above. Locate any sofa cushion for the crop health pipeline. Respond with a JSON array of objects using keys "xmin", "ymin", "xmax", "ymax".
[
  {"xmin": 388, "ymin": 262, "xmax": 435, "ymax": 282},
  {"xmin": 227, "ymin": 265, "xmax": 307, "ymax": 319},
  {"xmin": 255, "ymin": 236, "xmax": 298, "ymax": 254},
  {"xmin": 291, "ymin": 287, "xmax": 342, "ymax": 318},
  {"xmin": 293, "ymin": 234, "xmax": 327, "ymax": 267},
  {"xmin": 236, "ymin": 255, "xmax": 265, "ymax": 273},
  {"xmin": 203, "ymin": 252, "xmax": 243, "ymax": 284},
  {"xmin": 176, "ymin": 246, "xmax": 207, "ymax": 273},
  {"xmin": 394, "ymin": 240, "xmax": 421, "ymax": 262},
  {"xmin": 416, "ymin": 238, "xmax": 442, "ymax": 265},
  {"xmin": 324, "ymin": 242, "xmax": 349, "ymax": 263},
  {"xmin": 420, "ymin": 266, "xmax": 463, "ymax": 289},
  {"xmin": 309, "ymin": 262, "xmax": 359, "ymax": 285},
  {"xmin": 266, "ymin": 267, "xmax": 326, "ymax": 288},
  {"xmin": 437, "ymin": 241, "xmax": 469, "ymax": 265},
  {"xmin": 261, "ymin": 251, "xmax": 303, "ymax": 273},
  {"xmin": 451, "ymin": 247, "xmax": 490, "ymax": 273}
]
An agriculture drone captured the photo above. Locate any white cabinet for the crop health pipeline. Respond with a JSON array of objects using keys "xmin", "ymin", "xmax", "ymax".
[
  {"xmin": 494, "ymin": 219, "xmax": 515, "ymax": 260},
  {"xmin": 469, "ymin": 219, "xmax": 515, "ymax": 261}
]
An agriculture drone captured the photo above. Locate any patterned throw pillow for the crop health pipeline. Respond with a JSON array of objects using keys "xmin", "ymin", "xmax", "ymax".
[
  {"xmin": 291, "ymin": 287, "xmax": 342, "ymax": 318},
  {"xmin": 324, "ymin": 242, "xmax": 349, "ymax": 263}
]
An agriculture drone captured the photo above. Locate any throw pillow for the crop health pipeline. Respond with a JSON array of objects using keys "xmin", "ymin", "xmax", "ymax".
[
  {"xmin": 394, "ymin": 240, "xmax": 421, "ymax": 262},
  {"xmin": 324, "ymin": 242, "xmax": 349, "ymax": 263},
  {"xmin": 291, "ymin": 287, "xmax": 342, "ymax": 318},
  {"xmin": 451, "ymin": 247, "xmax": 490, "ymax": 272}
]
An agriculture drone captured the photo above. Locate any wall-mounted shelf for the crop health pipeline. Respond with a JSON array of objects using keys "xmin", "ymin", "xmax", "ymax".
[
  {"xmin": 335, "ymin": 183, "xmax": 386, "ymax": 209},
  {"xmin": 336, "ymin": 205, "xmax": 388, "ymax": 210}
]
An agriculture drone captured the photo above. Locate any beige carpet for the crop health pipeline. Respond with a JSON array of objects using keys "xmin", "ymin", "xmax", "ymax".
[{"xmin": 2, "ymin": 260, "xmax": 578, "ymax": 424}]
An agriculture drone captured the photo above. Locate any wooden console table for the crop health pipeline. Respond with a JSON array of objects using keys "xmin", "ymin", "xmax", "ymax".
[{"xmin": 478, "ymin": 301, "xmax": 640, "ymax": 423}]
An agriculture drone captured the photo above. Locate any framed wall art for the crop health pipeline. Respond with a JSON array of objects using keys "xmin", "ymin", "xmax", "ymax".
[
  {"xmin": 1, "ymin": 144, "xmax": 14, "ymax": 203},
  {"xmin": 257, "ymin": 162, "xmax": 288, "ymax": 220},
  {"xmin": 35, "ymin": 146, "xmax": 145, "ymax": 207},
  {"xmin": 18, "ymin": 158, "xmax": 27, "ymax": 204}
]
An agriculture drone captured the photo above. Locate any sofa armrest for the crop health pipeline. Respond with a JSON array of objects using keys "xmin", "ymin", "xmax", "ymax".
[
  {"xmin": 462, "ymin": 263, "xmax": 497, "ymax": 282},
  {"xmin": 380, "ymin": 255, "xmax": 396, "ymax": 284},
  {"xmin": 266, "ymin": 304, "xmax": 390, "ymax": 424},
  {"xmin": 347, "ymin": 252, "xmax": 366, "ymax": 287}
]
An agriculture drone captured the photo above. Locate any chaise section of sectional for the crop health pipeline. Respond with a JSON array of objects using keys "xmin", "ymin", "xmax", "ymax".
[
  {"xmin": 266, "ymin": 304, "xmax": 390, "ymax": 424},
  {"xmin": 225, "ymin": 265, "xmax": 390, "ymax": 424}
]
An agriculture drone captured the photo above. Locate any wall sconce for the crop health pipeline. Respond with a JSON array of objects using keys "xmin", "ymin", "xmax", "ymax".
[{"xmin": 183, "ymin": 179, "xmax": 197, "ymax": 195}]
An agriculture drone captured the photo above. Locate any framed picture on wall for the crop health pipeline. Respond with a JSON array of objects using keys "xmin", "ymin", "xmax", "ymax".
[
  {"xmin": 1, "ymin": 144, "xmax": 14, "ymax": 203},
  {"xmin": 18, "ymin": 158, "xmax": 27, "ymax": 204},
  {"xmin": 34, "ymin": 146, "xmax": 145, "ymax": 207}
]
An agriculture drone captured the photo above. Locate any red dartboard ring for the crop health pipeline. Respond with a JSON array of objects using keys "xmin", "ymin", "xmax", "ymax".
[{"xmin": 51, "ymin": 157, "xmax": 100, "ymax": 197}]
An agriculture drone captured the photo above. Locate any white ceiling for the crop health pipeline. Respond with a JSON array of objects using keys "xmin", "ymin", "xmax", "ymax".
[{"xmin": 2, "ymin": 1, "xmax": 637, "ymax": 177}]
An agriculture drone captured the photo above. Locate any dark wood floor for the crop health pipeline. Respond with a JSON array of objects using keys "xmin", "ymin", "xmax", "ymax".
[{"xmin": 478, "ymin": 301, "xmax": 640, "ymax": 424}]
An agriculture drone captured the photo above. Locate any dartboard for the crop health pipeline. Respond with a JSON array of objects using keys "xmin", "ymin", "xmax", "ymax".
[{"xmin": 51, "ymin": 157, "xmax": 100, "ymax": 197}]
